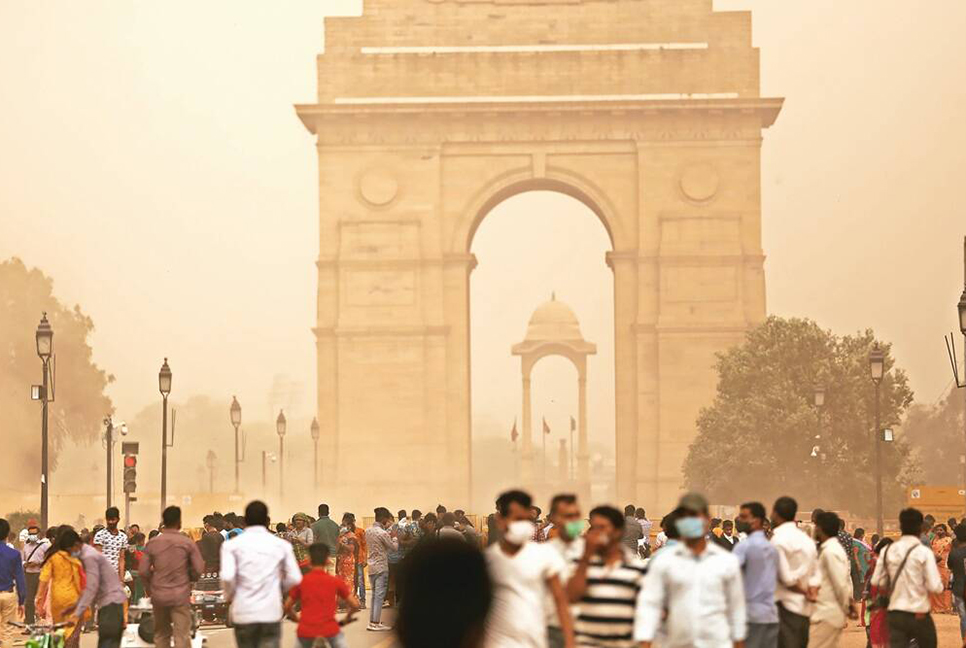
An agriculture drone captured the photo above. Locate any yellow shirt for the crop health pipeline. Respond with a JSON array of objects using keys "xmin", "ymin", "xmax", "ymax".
[{"xmin": 39, "ymin": 551, "xmax": 85, "ymax": 635}]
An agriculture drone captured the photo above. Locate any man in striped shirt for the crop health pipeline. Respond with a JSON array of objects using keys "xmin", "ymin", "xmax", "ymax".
[{"xmin": 565, "ymin": 506, "xmax": 647, "ymax": 647}]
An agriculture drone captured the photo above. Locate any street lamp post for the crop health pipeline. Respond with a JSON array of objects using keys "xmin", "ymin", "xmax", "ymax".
[
  {"xmin": 957, "ymin": 276, "xmax": 966, "ymax": 512},
  {"xmin": 103, "ymin": 418, "xmax": 126, "ymax": 508},
  {"xmin": 206, "ymin": 450, "xmax": 217, "ymax": 494},
  {"xmin": 944, "ymin": 239, "xmax": 966, "ymax": 513},
  {"xmin": 35, "ymin": 313, "xmax": 53, "ymax": 531},
  {"xmin": 159, "ymin": 358, "xmax": 172, "ymax": 516},
  {"xmin": 230, "ymin": 397, "xmax": 242, "ymax": 494},
  {"xmin": 261, "ymin": 451, "xmax": 277, "ymax": 494},
  {"xmin": 276, "ymin": 410, "xmax": 286, "ymax": 503},
  {"xmin": 813, "ymin": 385, "xmax": 826, "ymax": 506},
  {"xmin": 310, "ymin": 418, "xmax": 320, "ymax": 489},
  {"xmin": 869, "ymin": 344, "xmax": 885, "ymax": 536}
]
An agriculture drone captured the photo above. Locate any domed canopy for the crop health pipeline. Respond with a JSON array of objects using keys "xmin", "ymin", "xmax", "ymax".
[
  {"xmin": 512, "ymin": 292, "xmax": 596, "ymax": 360},
  {"xmin": 524, "ymin": 293, "xmax": 585, "ymax": 342}
]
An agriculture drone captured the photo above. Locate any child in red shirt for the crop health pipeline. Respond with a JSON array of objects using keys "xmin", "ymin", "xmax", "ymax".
[{"xmin": 285, "ymin": 544, "xmax": 360, "ymax": 648}]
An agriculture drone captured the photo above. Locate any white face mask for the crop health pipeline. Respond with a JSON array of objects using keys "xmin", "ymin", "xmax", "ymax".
[{"xmin": 504, "ymin": 520, "xmax": 535, "ymax": 546}]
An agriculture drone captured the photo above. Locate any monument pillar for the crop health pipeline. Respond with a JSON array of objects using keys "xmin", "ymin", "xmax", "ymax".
[
  {"xmin": 577, "ymin": 369, "xmax": 590, "ymax": 486},
  {"xmin": 521, "ymin": 372, "xmax": 534, "ymax": 484}
]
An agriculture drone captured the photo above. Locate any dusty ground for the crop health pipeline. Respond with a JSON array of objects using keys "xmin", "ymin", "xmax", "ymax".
[{"xmin": 841, "ymin": 612, "xmax": 960, "ymax": 647}]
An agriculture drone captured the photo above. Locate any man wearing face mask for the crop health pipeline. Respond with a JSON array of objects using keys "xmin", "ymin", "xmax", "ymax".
[
  {"xmin": 20, "ymin": 520, "xmax": 49, "ymax": 624},
  {"xmin": 635, "ymin": 492, "xmax": 746, "ymax": 648},
  {"xmin": 733, "ymin": 502, "xmax": 779, "ymax": 648},
  {"xmin": 485, "ymin": 490, "xmax": 576, "ymax": 648},
  {"xmin": 566, "ymin": 506, "xmax": 646, "ymax": 647},
  {"xmin": 546, "ymin": 494, "xmax": 585, "ymax": 648}
]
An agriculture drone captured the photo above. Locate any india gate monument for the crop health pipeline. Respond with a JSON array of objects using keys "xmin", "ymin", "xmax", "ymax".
[{"xmin": 295, "ymin": 0, "xmax": 782, "ymax": 513}]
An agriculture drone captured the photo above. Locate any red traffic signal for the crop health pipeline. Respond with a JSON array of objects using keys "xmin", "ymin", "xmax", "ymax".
[{"xmin": 123, "ymin": 454, "xmax": 137, "ymax": 493}]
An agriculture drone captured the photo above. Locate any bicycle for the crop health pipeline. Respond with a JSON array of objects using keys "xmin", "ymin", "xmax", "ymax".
[{"xmin": 7, "ymin": 621, "xmax": 73, "ymax": 648}]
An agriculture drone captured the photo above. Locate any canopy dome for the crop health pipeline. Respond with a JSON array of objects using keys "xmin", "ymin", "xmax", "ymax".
[{"xmin": 524, "ymin": 293, "xmax": 585, "ymax": 342}]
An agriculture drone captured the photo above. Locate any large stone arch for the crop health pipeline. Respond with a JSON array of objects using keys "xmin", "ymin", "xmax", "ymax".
[
  {"xmin": 296, "ymin": 0, "xmax": 783, "ymax": 513},
  {"xmin": 454, "ymin": 169, "xmax": 625, "ymax": 254}
]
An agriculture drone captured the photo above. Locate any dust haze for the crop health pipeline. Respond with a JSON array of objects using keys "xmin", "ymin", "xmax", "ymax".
[{"xmin": 1, "ymin": 1, "xmax": 964, "ymax": 524}]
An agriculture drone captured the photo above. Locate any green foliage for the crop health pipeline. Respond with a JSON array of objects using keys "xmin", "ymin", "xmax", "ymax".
[
  {"xmin": 3, "ymin": 509, "xmax": 41, "ymax": 536},
  {"xmin": 902, "ymin": 389, "xmax": 965, "ymax": 486},
  {"xmin": 683, "ymin": 316, "xmax": 915, "ymax": 516},
  {"xmin": 0, "ymin": 258, "xmax": 114, "ymax": 491}
]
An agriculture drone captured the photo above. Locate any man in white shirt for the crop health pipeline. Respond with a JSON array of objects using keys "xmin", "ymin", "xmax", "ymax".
[
  {"xmin": 485, "ymin": 489, "xmax": 575, "ymax": 648},
  {"xmin": 221, "ymin": 501, "xmax": 302, "ymax": 648},
  {"xmin": 808, "ymin": 512, "xmax": 853, "ymax": 648},
  {"xmin": 771, "ymin": 496, "xmax": 819, "ymax": 648},
  {"xmin": 635, "ymin": 492, "xmax": 746, "ymax": 648},
  {"xmin": 635, "ymin": 509, "xmax": 652, "ymax": 551},
  {"xmin": 365, "ymin": 507, "xmax": 399, "ymax": 631},
  {"xmin": 869, "ymin": 507, "xmax": 943, "ymax": 648},
  {"xmin": 20, "ymin": 520, "xmax": 49, "ymax": 624},
  {"xmin": 93, "ymin": 507, "xmax": 128, "ymax": 582},
  {"xmin": 545, "ymin": 494, "xmax": 585, "ymax": 648}
]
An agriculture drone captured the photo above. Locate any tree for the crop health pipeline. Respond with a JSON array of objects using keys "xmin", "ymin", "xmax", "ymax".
[
  {"xmin": 902, "ymin": 389, "xmax": 965, "ymax": 486},
  {"xmin": 683, "ymin": 316, "xmax": 915, "ymax": 516},
  {"xmin": 0, "ymin": 258, "xmax": 114, "ymax": 503},
  {"xmin": 3, "ymin": 510, "xmax": 40, "ymax": 536}
]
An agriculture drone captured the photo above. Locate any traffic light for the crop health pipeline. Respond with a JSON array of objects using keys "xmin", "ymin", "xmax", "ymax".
[{"xmin": 123, "ymin": 454, "xmax": 137, "ymax": 493}]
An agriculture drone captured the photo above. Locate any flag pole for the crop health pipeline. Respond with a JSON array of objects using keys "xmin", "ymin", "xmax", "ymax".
[
  {"xmin": 542, "ymin": 419, "xmax": 547, "ymax": 484},
  {"xmin": 569, "ymin": 416, "xmax": 575, "ymax": 482}
]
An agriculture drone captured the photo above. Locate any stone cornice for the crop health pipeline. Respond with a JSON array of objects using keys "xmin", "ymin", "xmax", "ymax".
[
  {"xmin": 314, "ymin": 325, "xmax": 450, "ymax": 338},
  {"xmin": 296, "ymin": 97, "xmax": 783, "ymax": 145}
]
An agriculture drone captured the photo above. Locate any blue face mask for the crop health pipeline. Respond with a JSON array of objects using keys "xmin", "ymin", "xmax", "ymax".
[
  {"xmin": 675, "ymin": 516, "xmax": 705, "ymax": 540},
  {"xmin": 70, "ymin": 549, "xmax": 82, "ymax": 558}
]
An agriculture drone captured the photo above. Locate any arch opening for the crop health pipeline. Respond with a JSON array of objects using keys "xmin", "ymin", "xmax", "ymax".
[
  {"xmin": 461, "ymin": 176, "xmax": 620, "ymax": 254},
  {"xmin": 468, "ymin": 190, "xmax": 616, "ymax": 504}
]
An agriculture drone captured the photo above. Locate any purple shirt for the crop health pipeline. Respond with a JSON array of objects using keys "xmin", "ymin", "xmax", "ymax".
[{"xmin": 76, "ymin": 544, "xmax": 127, "ymax": 616}]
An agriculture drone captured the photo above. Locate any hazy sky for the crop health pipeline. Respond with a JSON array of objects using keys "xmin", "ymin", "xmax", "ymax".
[{"xmin": 2, "ymin": 0, "xmax": 965, "ymax": 449}]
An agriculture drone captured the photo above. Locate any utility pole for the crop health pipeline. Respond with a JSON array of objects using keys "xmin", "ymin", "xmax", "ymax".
[
  {"xmin": 158, "ymin": 359, "xmax": 172, "ymax": 517},
  {"xmin": 869, "ymin": 344, "xmax": 885, "ymax": 536},
  {"xmin": 945, "ymin": 238, "xmax": 966, "ymax": 515},
  {"xmin": 34, "ymin": 313, "xmax": 53, "ymax": 531},
  {"xmin": 960, "ymin": 237, "xmax": 966, "ymax": 514},
  {"xmin": 206, "ymin": 450, "xmax": 217, "ymax": 494},
  {"xmin": 105, "ymin": 418, "xmax": 114, "ymax": 508}
]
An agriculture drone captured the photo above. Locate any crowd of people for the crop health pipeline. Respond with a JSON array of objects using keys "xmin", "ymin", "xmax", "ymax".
[{"xmin": 0, "ymin": 492, "xmax": 964, "ymax": 648}]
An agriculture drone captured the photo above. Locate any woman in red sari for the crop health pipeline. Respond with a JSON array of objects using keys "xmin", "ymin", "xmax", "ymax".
[
  {"xmin": 863, "ymin": 537, "xmax": 893, "ymax": 648},
  {"xmin": 336, "ymin": 513, "xmax": 359, "ymax": 593}
]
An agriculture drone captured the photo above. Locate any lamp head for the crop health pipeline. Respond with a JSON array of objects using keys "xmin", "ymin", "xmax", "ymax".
[
  {"xmin": 158, "ymin": 358, "xmax": 172, "ymax": 396},
  {"xmin": 957, "ymin": 286, "xmax": 966, "ymax": 335},
  {"xmin": 230, "ymin": 396, "xmax": 242, "ymax": 427},
  {"xmin": 813, "ymin": 385, "xmax": 826, "ymax": 408},
  {"xmin": 869, "ymin": 344, "xmax": 885, "ymax": 385},
  {"xmin": 35, "ymin": 312, "xmax": 53, "ymax": 360},
  {"xmin": 276, "ymin": 410, "xmax": 287, "ymax": 437},
  {"xmin": 310, "ymin": 417, "xmax": 320, "ymax": 441}
]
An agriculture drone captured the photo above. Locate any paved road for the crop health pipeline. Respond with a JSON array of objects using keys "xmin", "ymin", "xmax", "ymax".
[
  {"xmin": 839, "ymin": 614, "xmax": 959, "ymax": 648},
  {"xmin": 80, "ymin": 609, "xmax": 960, "ymax": 648},
  {"xmin": 80, "ymin": 609, "xmax": 400, "ymax": 648}
]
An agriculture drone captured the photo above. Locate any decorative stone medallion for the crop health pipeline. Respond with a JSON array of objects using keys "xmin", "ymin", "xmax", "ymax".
[
  {"xmin": 679, "ymin": 162, "xmax": 719, "ymax": 203},
  {"xmin": 359, "ymin": 169, "xmax": 399, "ymax": 206}
]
